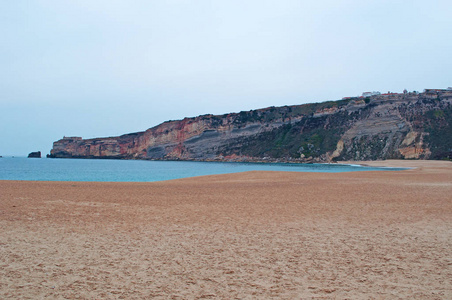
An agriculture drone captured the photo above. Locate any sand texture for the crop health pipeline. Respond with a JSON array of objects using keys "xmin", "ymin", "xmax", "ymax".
[{"xmin": 1, "ymin": 160, "xmax": 451, "ymax": 299}]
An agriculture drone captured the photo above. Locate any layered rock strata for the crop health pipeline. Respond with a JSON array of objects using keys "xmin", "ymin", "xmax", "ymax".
[{"xmin": 49, "ymin": 89, "xmax": 452, "ymax": 162}]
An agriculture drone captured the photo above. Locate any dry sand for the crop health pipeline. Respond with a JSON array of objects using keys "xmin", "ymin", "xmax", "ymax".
[{"xmin": 1, "ymin": 160, "xmax": 451, "ymax": 299}]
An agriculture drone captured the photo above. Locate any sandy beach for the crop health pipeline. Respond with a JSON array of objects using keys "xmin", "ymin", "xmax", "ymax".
[{"xmin": 1, "ymin": 160, "xmax": 451, "ymax": 299}]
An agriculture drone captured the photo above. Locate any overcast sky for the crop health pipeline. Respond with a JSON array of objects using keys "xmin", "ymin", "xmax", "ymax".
[{"xmin": 1, "ymin": 0, "xmax": 451, "ymax": 156}]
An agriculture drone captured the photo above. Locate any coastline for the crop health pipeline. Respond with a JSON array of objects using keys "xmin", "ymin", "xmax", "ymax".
[{"xmin": 1, "ymin": 160, "xmax": 451, "ymax": 298}]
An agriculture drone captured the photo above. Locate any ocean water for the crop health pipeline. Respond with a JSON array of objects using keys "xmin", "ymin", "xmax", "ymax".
[{"xmin": 0, "ymin": 157, "xmax": 406, "ymax": 182}]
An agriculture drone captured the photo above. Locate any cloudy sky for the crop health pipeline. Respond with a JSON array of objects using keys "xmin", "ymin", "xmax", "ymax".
[{"xmin": 1, "ymin": 0, "xmax": 451, "ymax": 156}]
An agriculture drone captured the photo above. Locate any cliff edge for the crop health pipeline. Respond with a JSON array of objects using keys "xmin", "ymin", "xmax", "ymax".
[{"xmin": 49, "ymin": 89, "xmax": 452, "ymax": 162}]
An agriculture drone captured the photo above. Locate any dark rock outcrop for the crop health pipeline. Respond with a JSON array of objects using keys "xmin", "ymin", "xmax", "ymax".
[
  {"xmin": 49, "ymin": 89, "xmax": 452, "ymax": 162},
  {"xmin": 28, "ymin": 151, "xmax": 41, "ymax": 158}
]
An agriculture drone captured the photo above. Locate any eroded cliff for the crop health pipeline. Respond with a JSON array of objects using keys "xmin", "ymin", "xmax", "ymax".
[{"xmin": 49, "ymin": 89, "xmax": 452, "ymax": 162}]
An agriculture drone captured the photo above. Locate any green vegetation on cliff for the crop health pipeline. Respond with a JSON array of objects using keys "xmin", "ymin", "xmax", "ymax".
[
  {"xmin": 398, "ymin": 98, "xmax": 452, "ymax": 160},
  {"xmin": 218, "ymin": 109, "xmax": 356, "ymax": 160},
  {"xmin": 424, "ymin": 106, "xmax": 452, "ymax": 160}
]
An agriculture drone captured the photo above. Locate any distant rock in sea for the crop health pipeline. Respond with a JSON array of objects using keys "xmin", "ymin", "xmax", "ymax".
[{"xmin": 28, "ymin": 151, "xmax": 41, "ymax": 158}]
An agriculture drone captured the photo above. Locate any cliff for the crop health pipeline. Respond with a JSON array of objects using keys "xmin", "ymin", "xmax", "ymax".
[{"xmin": 49, "ymin": 89, "xmax": 452, "ymax": 162}]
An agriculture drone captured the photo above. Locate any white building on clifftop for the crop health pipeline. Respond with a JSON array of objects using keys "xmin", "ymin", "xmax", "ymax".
[{"xmin": 362, "ymin": 91, "xmax": 381, "ymax": 97}]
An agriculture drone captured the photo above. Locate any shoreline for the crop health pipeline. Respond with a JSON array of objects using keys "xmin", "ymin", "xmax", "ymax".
[
  {"xmin": 0, "ymin": 157, "xmax": 412, "ymax": 183},
  {"xmin": 1, "ymin": 160, "xmax": 451, "ymax": 298}
]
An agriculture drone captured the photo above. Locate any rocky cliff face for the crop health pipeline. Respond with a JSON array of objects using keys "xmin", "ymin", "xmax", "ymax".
[{"xmin": 49, "ymin": 89, "xmax": 452, "ymax": 162}]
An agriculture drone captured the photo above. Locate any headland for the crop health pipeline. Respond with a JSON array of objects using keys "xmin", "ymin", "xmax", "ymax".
[{"xmin": 48, "ymin": 88, "xmax": 452, "ymax": 162}]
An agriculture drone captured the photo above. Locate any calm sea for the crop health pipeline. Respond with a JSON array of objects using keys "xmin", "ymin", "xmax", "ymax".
[{"xmin": 0, "ymin": 157, "xmax": 405, "ymax": 182}]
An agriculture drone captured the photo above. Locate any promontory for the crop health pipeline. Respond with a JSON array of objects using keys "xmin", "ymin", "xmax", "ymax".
[{"xmin": 49, "ymin": 88, "xmax": 452, "ymax": 162}]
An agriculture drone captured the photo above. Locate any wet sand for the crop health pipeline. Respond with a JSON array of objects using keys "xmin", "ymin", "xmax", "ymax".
[{"xmin": 1, "ymin": 160, "xmax": 451, "ymax": 299}]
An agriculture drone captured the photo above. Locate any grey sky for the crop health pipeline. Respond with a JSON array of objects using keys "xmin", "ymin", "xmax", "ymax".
[{"xmin": 1, "ymin": 0, "xmax": 451, "ymax": 156}]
